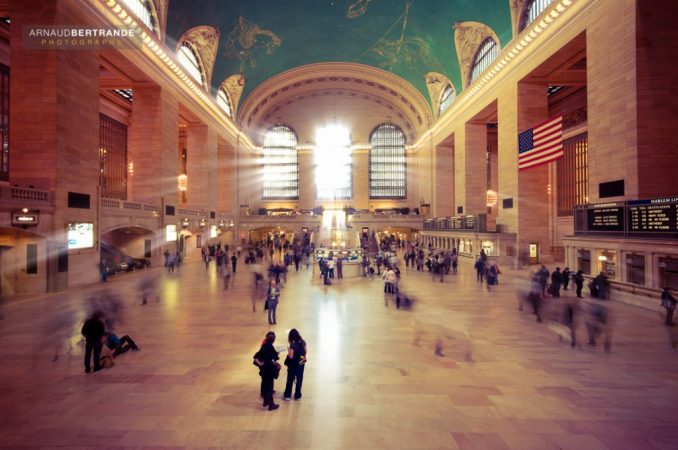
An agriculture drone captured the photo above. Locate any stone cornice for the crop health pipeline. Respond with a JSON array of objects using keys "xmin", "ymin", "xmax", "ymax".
[{"xmin": 238, "ymin": 62, "xmax": 433, "ymax": 138}]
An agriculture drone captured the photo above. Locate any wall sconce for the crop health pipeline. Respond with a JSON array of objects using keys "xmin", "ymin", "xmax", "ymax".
[
  {"xmin": 228, "ymin": 220, "xmax": 234, "ymax": 228},
  {"xmin": 181, "ymin": 218, "xmax": 190, "ymax": 228},
  {"xmin": 199, "ymin": 218, "xmax": 206, "ymax": 228},
  {"xmin": 218, "ymin": 220, "xmax": 226, "ymax": 229},
  {"xmin": 178, "ymin": 173, "xmax": 188, "ymax": 191},
  {"xmin": 598, "ymin": 255, "xmax": 607, "ymax": 261}
]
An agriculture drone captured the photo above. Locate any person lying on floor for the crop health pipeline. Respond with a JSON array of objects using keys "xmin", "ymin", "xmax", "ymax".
[{"xmin": 105, "ymin": 332, "xmax": 140, "ymax": 357}]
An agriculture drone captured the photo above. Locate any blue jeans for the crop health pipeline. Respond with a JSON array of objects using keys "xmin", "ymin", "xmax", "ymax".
[
  {"xmin": 268, "ymin": 303, "xmax": 277, "ymax": 324},
  {"xmin": 284, "ymin": 364, "xmax": 305, "ymax": 399}
]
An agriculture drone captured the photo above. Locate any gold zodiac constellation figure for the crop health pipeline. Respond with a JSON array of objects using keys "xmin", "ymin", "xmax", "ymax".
[
  {"xmin": 347, "ymin": 0, "xmax": 372, "ymax": 19},
  {"xmin": 223, "ymin": 16, "xmax": 282, "ymax": 70},
  {"xmin": 372, "ymin": 36, "xmax": 442, "ymax": 72}
]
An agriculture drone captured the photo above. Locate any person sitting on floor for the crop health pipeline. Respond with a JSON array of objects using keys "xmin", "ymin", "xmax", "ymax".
[{"xmin": 105, "ymin": 332, "xmax": 140, "ymax": 357}]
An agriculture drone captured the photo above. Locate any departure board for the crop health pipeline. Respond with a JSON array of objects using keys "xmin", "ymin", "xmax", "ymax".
[
  {"xmin": 575, "ymin": 196, "xmax": 678, "ymax": 238},
  {"xmin": 628, "ymin": 197, "xmax": 678, "ymax": 233},
  {"xmin": 451, "ymin": 217, "xmax": 463, "ymax": 229},
  {"xmin": 586, "ymin": 203, "xmax": 624, "ymax": 232}
]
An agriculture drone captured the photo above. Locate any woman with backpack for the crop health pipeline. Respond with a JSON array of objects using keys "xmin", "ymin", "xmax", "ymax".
[{"xmin": 283, "ymin": 328, "xmax": 307, "ymax": 401}]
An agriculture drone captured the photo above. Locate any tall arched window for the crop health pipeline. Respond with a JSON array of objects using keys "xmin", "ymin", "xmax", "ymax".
[
  {"xmin": 120, "ymin": 0, "xmax": 156, "ymax": 33},
  {"xmin": 178, "ymin": 42, "xmax": 205, "ymax": 87},
  {"xmin": 369, "ymin": 123, "xmax": 406, "ymax": 199},
  {"xmin": 216, "ymin": 89, "xmax": 232, "ymax": 117},
  {"xmin": 262, "ymin": 124, "xmax": 299, "ymax": 199},
  {"xmin": 315, "ymin": 125, "xmax": 352, "ymax": 200},
  {"xmin": 438, "ymin": 85, "xmax": 455, "ymax": 116},
  {"xmin": 470, "ymin": 38, "xmax": 498, "ymax": 84},
  {"xmin": 521, "ymin": 0, "xmax": 554, "ymax": 31}
]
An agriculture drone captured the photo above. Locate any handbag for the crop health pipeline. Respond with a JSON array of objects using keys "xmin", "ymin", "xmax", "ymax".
[{"xmin": 264, "ymin": 298, "xmax": 269, "ymax": 310}]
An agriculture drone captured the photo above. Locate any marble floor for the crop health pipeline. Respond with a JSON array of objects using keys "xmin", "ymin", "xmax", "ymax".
[{"xmin": 0, "ymin": 255, "xmax": 677, "ymax": 449}]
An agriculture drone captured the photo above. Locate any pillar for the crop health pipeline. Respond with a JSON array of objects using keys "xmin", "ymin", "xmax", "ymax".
[
  {"xmin": 216, "ymin": 141, "xmax": 236, "ymax": 214},
  {"xmin": 433, "ymin": 139, "xmax": 454, "ymax": 217},
  {"xmin": 455, "ymin": 122, "xmax": 487, "ymax": 216},
  {"xmin": 186, "ymin": 123, "xmax": 217, "ymax": 212},
  {"xmin": 10, "ymin": 0, "xmax": 101, "ymax": 288},
  {"xmin": 498, "ymin": 82, "xmax": 551, "ymax": 265},
  {"xmin": 128, "ymin": 85, "xmax": 179, "ymax": 205}
]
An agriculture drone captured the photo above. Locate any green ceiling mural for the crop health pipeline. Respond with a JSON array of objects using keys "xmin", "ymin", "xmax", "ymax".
[{"xmin": 165, "ymin": 0, "xmax": 513, "ymax": 106}]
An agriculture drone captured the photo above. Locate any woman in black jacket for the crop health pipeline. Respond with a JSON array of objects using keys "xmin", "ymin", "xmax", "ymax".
[
  {"xmin": 283, "ymin": 328, "xmax": 307, "ymax": 401},
  {"xmin": 254, "ymin": 331, "xmax": 280, "ymax": 411}
]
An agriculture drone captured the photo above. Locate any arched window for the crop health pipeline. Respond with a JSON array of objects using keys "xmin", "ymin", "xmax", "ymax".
[
  {"xmin": 262, "ymin": 124, "xmax": 299, "ymax": 199},
  {"xmin": 521, "ymin": 0, "xmax": 554, "ymax": 31},
  {"xmin": 216, "ymin": 89, "xmax": 232, "ymax": 117},
  {"xmin": 178, "ymin": 42, "xmax": 205, "ymax": 87},
  {"xmin": 315, "ymin": 125, "xmax": 352, "ymax": 200},
  {"xmin": 120, "ymin": 0, "xmax": 156, "ymax": 33},
  {"xmin": 470, "ymin": 38, "xmax": 498, "ymax": 84},
  {"xmin": 438, "ymin": 85, "xmax": 455, "ymax": 116},
  {"xmin": 369, "ymin": 123, "xmax": 406, "ymax": 199}
]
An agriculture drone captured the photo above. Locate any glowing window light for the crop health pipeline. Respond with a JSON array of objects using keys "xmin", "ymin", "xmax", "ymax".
[
  {"xmin": 120, "ymin": 0, "xmax": 155, "ymax": 32},
  {"xmin": 178, "ymin": 43, "xmax": 204, "ymax": 87},
  {"xmin": 262, "ymin": 124, "xmax": 299, "ymax": 199},
  {"xmin": 470, "ymin": 38, "xmax": 498, "ymax": 84},
  {"xmin": 438, "ymin": 85, "xmax": 455, "ymax": 115},
  {"xmin": 216, "ymin": 89, "xmax": 232, "ymax": 117},
  {"xmin": 369, "ymin": 123, "xmax": 407, "ymax": 199},
  {"xmin": 315, "ymin": 124, "xmax": 352, "ymax": 200},
  {"xmin": 524, "ymin": 0, "xmax": 554, "ymax": 29}
]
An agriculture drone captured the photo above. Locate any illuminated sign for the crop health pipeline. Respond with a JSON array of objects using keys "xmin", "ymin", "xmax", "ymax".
[
  {"xmin": 210, "ymin": 225, "xmax": 218, "ymax": 238},
  {"xmin": 165, "ymin": 224, "xmax": 177, "ymax": 242},
  {"xmin": 67, "ymin": 223, "xmax": 94, "ymax": 249},
  {"xmin": 12, "ymin": 210, "xmax": 39, "ymax": 226}
]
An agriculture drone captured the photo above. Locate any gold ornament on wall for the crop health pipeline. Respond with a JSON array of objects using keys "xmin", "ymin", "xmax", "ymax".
[
  {"xmin": 425, "ymin": 72, "xmax": 453, "ymax": 117},
  {"xmin": 220, "ymin": 73, "xmax": 246, "ymax": 117},
  {"xmin": 177, "ymin": 25, "xmax": 221, "ymax": 89},
  {"xmin": 453, "ymin": 21, "xmax": 500, "ymax": 88}
]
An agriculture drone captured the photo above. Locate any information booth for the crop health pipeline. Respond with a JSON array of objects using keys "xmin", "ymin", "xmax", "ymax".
[{"xmin": 312, "ymin": 248, "xmax": 364, "ymax": 277}]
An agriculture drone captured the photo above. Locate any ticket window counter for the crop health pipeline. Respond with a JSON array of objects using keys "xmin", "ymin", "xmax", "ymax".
[
  {"xmin": 577, "ymin": 249, "xmax": 591, "ymax": 275},
  {"xmin": 598, "ymin": 250, "xmax": 616, "ymax": 278},
  {"xmin": 625, "ymin": 253, "xmax": 646, "ymax": 285},
  {"xmin": 658, "ymin": 256, "xmax": 678, "ymax": 290}
]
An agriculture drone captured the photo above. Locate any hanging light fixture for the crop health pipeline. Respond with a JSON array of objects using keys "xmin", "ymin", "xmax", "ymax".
[
  {"xmin": 178, "ymin": 173, "xmax": 188, "ymax": 191},
  {"xmin": 486, "ymin": 189, "xmax": 498, "ymax": 207}
]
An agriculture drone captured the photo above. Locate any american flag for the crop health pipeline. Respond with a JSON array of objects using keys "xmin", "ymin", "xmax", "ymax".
[{"xmin": 518, "ymin": 115, "xmax": 563, "ymax": 170}]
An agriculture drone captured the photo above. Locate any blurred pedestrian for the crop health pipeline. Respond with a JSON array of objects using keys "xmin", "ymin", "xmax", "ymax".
[
  {"xmin": 573, "ymin": 270, "xmax": 585, "ymax": 298},
  {"xmin": 660, "ymin": 287, "xmax": 677, "ymax": 326},
  {"xmin": 267, "ymin": 280, "xmax": 280, "ymax": 325}
]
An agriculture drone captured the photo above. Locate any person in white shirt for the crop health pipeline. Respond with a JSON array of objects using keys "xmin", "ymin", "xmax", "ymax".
[{"xmin": 383, "ymin": 268, "xmax": 397, "ymax": 294}]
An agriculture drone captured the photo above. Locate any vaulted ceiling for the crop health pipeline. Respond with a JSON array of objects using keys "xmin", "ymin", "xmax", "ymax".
[{"xmin": 165, "ymin": 0, "xmax": 513, "ymax": 109}]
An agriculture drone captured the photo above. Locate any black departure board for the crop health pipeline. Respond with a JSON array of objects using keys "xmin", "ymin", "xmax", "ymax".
[
  {"xmin": 575, "ymin": 196, "xmax": 678, "ymax": 238},
  {"xmin": 451, "ymin": 217, "xmax": 463, "ymax": 229},
  {"xmin": 628, "ymin": 197, "xmax": 678, "ymax": 233},
  {"xmin": 586, "ymin": 203, "xmax": 624, "ymax": 232}
]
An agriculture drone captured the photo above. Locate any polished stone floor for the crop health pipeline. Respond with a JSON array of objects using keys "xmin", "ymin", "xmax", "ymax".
[{"xmin": 0, "ymin": 255, "xmax": 677, "ymax": 449}]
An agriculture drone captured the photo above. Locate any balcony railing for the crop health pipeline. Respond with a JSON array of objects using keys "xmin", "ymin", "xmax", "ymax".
[{"xmin": 0, "ymin": 185, "xmax": 53, "ymax": 206}]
